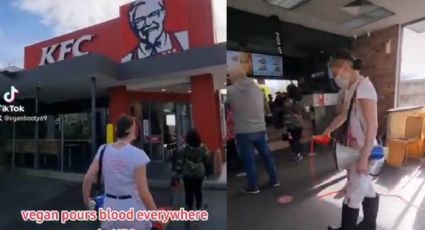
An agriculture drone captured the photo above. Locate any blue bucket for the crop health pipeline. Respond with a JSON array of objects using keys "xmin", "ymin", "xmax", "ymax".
[
  {"xmin": 94, "ymin": 195, "xmax": 105, "ymax": 210},
  {"xmin": 370, "ymin": 146, "xmax": 384, "ymax": 159}
]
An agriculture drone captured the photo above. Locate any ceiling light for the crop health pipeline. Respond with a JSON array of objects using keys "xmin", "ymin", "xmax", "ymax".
[
  {"xmin": 265, "ymin": 0, "xmax": 311, "ymax": 10},
  {"xmin": 342, "ymin": 0, "xmax": 376, "ymax": 16},
  {"xmin": 342, "ymin": 7, "xmax": 394, "ymax": 29}
]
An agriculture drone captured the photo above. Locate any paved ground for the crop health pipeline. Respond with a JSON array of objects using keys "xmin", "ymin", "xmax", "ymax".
[
  {"xmin": 228, "ymin": 144, "xmax": 425, "ymax": 230},
  {"xmin": 148, "ymin": 161, "xmax": 227, "ymax": 187},
  {"xmin": 0, "ymin": 171, "xmax": 225, "ymax": 230}
]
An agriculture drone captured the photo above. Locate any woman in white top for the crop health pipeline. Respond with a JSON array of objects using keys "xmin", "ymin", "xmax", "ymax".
[
  {"xmin": 325, "ymin": 50, "xmax": 379, "ymax": 230},
  {"xmin": 82, "ymin": 115, "xmax": 160, "ymax": 230}
]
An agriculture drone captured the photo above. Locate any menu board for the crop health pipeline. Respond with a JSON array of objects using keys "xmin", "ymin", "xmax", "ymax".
[
  {"xmin": 226, "ymin": 51, "xmax": 253, "ymax": 75},
  {"xmin": 251, "ymin": 53, "xmax": 283, "ymax": 77}
]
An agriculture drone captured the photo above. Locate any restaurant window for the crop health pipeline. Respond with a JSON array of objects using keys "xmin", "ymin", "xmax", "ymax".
[
  {"xmin": 1, "ymin": 98, "xmax": 108, "ymax": 173},
  {"xmin": 398, "ymin": 20, "xmax": 425, "ymax": 106}
]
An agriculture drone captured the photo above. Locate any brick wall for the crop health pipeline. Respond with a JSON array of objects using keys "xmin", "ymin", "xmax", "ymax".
[{"xmin": 352, "ymin": 25, "xmax": 400, "ymax": 138}]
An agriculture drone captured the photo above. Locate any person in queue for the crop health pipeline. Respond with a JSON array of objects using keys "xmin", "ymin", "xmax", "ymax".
[
  {"xmin": 273, "ymin": 92, "xmax": 285, "ymax": 128},
  {"xmin": 267, "ymin": 94, "xmax": 275, "ymax": 127},
  {"xmin": 284, "ymin": 84, "xmax": 304, "ymax": 162},
  {"xmin": 227, "ymin": 60, "xmax": 279, "ymax": 194},
  {"xmin": 82, "ymin": 115, "xmax": 160, "ymax": 230},
  {"xmin": 262, "ymin": 90, "xmax": 272, "ymax": 125},
  {"xmin": 268, "ymin": 94, "xmax": 274, "ymax": 113},
  {"xmin": 324, "ymin": 49, "xmax": 379, "ymax": 230}
]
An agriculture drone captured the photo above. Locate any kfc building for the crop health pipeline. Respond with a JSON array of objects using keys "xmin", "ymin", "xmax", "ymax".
[{"xmin": 0, "ymin": 0, "xmax": 226, "ymax": 174}]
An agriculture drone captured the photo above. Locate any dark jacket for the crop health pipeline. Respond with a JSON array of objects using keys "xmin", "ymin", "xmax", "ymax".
[
  {"xmin": 176, "ymin": 144, "xmax": 210, "ymax": 178},
  {"xmin": 284, "ymin": 99, "xmax": 304, "ymax": 129}
]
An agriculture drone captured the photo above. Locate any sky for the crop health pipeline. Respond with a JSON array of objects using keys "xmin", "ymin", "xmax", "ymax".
[
  {"xmin": 0, "ymin": 0, "xmax": 226, "ymax": 68},
  {"xmin": 400, "ymin": 27, "xmax": 425, "ymax": 81}
]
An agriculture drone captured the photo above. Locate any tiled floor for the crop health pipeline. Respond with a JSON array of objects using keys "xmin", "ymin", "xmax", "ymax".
[{"xmin": 227, "ymin": 144, "xmax": 425, "ymax": 230}]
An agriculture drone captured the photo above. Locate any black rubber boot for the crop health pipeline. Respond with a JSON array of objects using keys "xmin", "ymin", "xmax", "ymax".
[
  {"xmin": 358, "ymin": 195, "xmax": 379, "ymax": 230},
  {"xmin": 328, "ymin": 204, "xmax": 360, "ymax": 230}
]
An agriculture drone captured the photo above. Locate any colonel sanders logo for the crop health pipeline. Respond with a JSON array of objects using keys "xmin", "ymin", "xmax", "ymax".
[{"xmin": 121, "ymin": 0, "xmax": 189, "ymax": 62}]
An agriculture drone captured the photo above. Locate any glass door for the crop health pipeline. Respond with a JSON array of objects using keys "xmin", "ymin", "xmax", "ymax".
[
  {"xmin": 140, "ymin": 102, "xmax": 164, "ymax": 161},
  {"xmin": 137, "ymin": 102, "xmax": 193, "ymax": 162}
]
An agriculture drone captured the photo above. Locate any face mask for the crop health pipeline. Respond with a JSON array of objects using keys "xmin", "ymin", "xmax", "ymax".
[{"xmin": 334, "ymin": 75, "xmax": 349, "ymax": 89}]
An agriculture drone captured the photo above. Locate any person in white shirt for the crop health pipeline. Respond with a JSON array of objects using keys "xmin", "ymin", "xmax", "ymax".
[
  {"xmin": 83, "ymin": 115, "xmax": 162, "ymax": 230},
  {"xmin": 336, "ymin": 59, "xmax": 363, "ymax": 115},
  {"xmin": 325, "ymin": 50, "xmax": 379, "ymax": 230}
]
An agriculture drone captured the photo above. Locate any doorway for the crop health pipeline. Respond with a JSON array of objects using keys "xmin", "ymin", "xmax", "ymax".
[{"xmin": 132, "ymin": 102, "xmax": 192, "ymax": 162}]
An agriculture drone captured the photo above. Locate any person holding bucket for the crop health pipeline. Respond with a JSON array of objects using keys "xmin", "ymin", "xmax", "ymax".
[
  {"xmin": 324, "ymin": 49, "xmax": 380, "ymax": 230},
  {"xmin": 332, "ymin": 58, "xmax": 364, "ymax": 193},
  {"xmin": 82, "ymin": 115, "xmax": 162, "ymax": 230}
]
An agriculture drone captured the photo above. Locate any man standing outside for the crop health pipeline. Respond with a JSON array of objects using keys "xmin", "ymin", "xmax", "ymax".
[{"xmin": 227, "ymin": 60, "xmax": 279, "ymax": 194}]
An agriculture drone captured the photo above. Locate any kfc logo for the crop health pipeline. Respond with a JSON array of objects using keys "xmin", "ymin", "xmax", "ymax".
[
  {"xmin": 39, "ymin": 34, "xmax": 95, "ymax": 66},
  {"xmin": 121, "ymin": 0, "xmax": 189, "ymax": 62}
]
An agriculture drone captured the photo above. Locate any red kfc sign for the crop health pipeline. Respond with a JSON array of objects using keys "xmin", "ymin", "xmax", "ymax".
[{"xmin": 24, "ymin": 0, "xmax": 215, "ymax": 70}]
